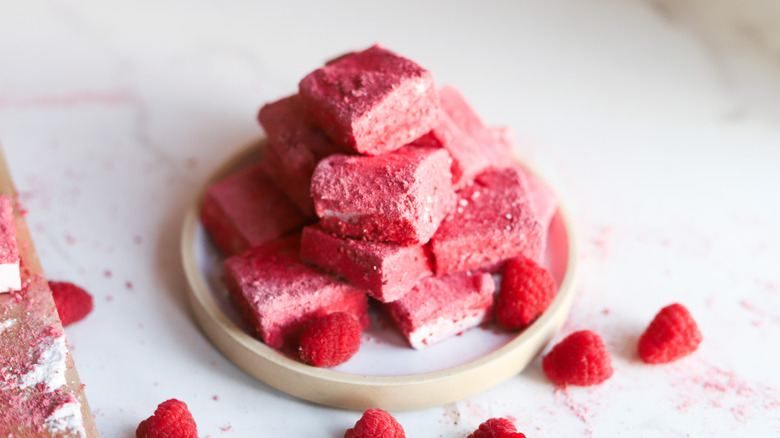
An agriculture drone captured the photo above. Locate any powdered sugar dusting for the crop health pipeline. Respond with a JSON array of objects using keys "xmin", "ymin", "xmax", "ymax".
[
  {"xmin": 19, "ymin": 334, "xmax": 68, "ymax": 391},
  {"xmin": 0, "ymin": 318, "xmax": 16, "ymax": 333},
  {"xmin": 44, "ymin": 399, "xmax": 87, "ymax": 437}
]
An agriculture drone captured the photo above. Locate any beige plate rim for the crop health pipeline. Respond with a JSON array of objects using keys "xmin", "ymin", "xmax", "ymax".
[{"xmin": 180, "ymin": 138, "xmax": 579, "ymax": 411}]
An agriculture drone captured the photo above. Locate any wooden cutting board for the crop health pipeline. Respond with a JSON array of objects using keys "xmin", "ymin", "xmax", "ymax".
[{"xmin": 0, "ymin": 145, "xmax": 99, "ymax": 437}]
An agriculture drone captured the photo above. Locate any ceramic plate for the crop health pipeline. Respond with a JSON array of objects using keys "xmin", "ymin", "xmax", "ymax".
[{"xmin": 181, "ymin": 139, "xmax": 577, "ymax": 411}]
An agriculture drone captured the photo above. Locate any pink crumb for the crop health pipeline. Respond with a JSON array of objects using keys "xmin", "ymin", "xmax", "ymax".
[
  {"xmin": 65, "ymin": 234, "xmax": 76, "ymax": 245},
  {"xmin": 220, "ymin": 424, "xmax": 233, "ymax": 432},
  {"xmin": 125, "ymin": 281, "xmax": 133, "ymax": 290},
  {"xmin": 213, "ymin": 395, "xmax": 219, "ymax": 401},
  {"xmin": 669, "ymin": 362, "xmax": 780, "ymax": 424},
  {"xmin": 103, "ymin": 270, "xmax": 112, "ymax": 278},
  {"xmin": 133, "ymin": 235, "xmax": 143, "ymax": 245}
]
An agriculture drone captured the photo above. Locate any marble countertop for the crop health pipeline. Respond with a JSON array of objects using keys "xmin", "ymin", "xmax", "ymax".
[{"xmin": 1, "ymin": 1, "xmax": 778, "ymax": 436}]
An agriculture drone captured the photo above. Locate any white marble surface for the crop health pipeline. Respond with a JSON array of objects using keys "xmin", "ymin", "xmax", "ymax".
[{"xmin": 1, "ymin": 0, "xmax": 779, "ymax": 436}]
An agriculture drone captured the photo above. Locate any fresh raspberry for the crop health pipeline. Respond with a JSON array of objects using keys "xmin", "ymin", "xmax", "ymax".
[
  {"xmin": 344, "ymin": 409, "xmax": 405, "ymax": 438},
  {"xmin": 467, "ymin": 417, "xmax": 526, "ymax": 438},
  {"xmin": 542, "ymin": 330, "xmax": 613, "ymax": 386},
  {"xmin": 299, "ymin": 312, "xmax": 362, "ymax": 367},
  {"xmin": 136, "ymin": 399, "xmax": 198, "ymax": 438},
  {"xmin": 49, "ymin": 281, "xmax": 94, "ymax": 326},
  {"xmin": 638, "ymin": 303, "xmax": 702, "ymax": 364},
  {"xmin": 496, "ymin": 256, "xmax": 556, "ymax": 330}
]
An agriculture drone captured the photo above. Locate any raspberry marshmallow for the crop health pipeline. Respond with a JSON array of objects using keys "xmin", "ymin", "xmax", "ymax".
[
  {"xmin": 0, "ymin": 195, "xmax": 20, "ymax": 292},
  {"xmin": 311, "ymin": 146, "xmax": 455, "ymax": 244},
  {"xmin": 201, "ymin": 164, "xmax": 309, "ymax": 256},
  {"xmin": 300, "ymin": 224, "xmax": 432, "ymax": 303},
  {"xmin": 299, "ymin": 45, "xmax": 440, "ymax": 156},
  {"xmin": 415, "ymin": 85, "xmax": 514, "ymax": 189},
  {"xmin": 430, "ymin": 168, "xmax": 544, "ymax": 274},
  {"xmin": 258, "ymin": 94, "xmax": 343, "ymax": 217},
  {"xmin": 223, "ymin": 235, "xmax": 370, "ymax": 351},
  {"xmin": 384, "ymin": 271, "xmax": 495, "ymax": 349}
]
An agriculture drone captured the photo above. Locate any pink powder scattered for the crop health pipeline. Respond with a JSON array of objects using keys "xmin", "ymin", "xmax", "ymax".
[
  {"xmin": 105, "ymin": 295, "xmax": 114, "ymax": 302},
  {"xmin": 669, "ymin": 362, "xmax": 780, "ymax": 424},
  {"xmin": 125, "ymin": 281, "xmax": 134, "ymax": 290},
  {"xmin": 442, "ymin": 403, "xmax": 461, "ymax": 426},
  {"xmin": 740, "ymin": 299, "xmax": 780, "ymax": 325},
  {"xmin": 0, "ymin": 273, "xmax": 82, "ymax": 435},
  {"xmin": 103, "ymin": 270, "xmax": 112, "ymax": 279},
  {"xmin": 65, "ymin": 234, "xmax": 76, "ymax": 245},
  {"xmin": 591, "ymin": 226, "xmax": 613, "ymax": 261},
  {"xmin": 553, "ymin": 387, "xmax": 595, "ymax": 437},
  {"xmin": 465, "ymin": 401, "xmax": 487, "ymax": 420},
  {"xmin": 220, "ymin": 424, "xmax": 233, "ymax": 432}
]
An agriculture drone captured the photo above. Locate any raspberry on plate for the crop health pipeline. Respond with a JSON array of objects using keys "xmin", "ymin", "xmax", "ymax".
[
  {"xmin": 496, "ymin": 256, "xmax": 556, "ymax": 330},
  {"xmin": 638, "ymin": 303, "xmax": 702, "ymax": 364},
  {"xmin": 468, "ymin": 417, "xmax": 526, "ymax": 438},
  {"xmin": 49, "ymin": 281, "xmax": 94, "ymax": 326},
  {"xmin": 345, "ymin": 408, "xmax": 405, "ymax": 438},
  {"xmin": 136, "ymin": 399, "xmax": 197, "ymax": 438},
  {"xmin": 542, "ymin": 330, "xmax": 613, "ymax": 386},
  {"xmin": 299, "ymin": 312, "xmax": 362, "ymax": 367}
]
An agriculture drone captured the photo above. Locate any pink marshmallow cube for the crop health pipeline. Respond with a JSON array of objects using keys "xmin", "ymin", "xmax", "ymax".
[
  {"xmin": 201, "ymin": 164, "xmax": 309, "ymax": 256},
  {"xmin": 430, "ymin": 167, "xmax": 544, "ymax": 274},
  {"xmin": 300, "ymin": 224, "xmax": 433, "ymax": 303},
  {"xmin": 224, "ymin": 235, "xmax": 370, "ymax": 351},
  {"xmin": 299, "ymin": 45, "xmax": 440, "ymax": 156},
  {"xmin": 416, "ymin": 85, "xmax": 513, "ymax": 189},
  {"xmin": 258, "ymin": 95, "xmax": 343, "ymax": 217},
  {"xmin": 311, "ymin": 146, "xmax": 455, "ymax": 244},
  {"xmin": 384, "ymin": 271, "xmax": 495, "ymax": 349},
  {"xmin": 0, "ymin": 195, "xmax": 20, "ymax": 293}
]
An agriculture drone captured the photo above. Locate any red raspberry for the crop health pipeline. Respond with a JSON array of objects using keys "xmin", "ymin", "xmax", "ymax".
[
  {"xmin": 542, "ymin": 330, "xmax": 613, "ymax": 386},
  {"xmin": 344, "ymin": 409, "xmax": 405, "ymax": 438},
  {"xmin": 299, "ymin": 312, "xmax": 362, "ymax": 367},
  {"xmin": 136, "ymin": 399, "xmax": 197, "ymax": 438},
  {"xmin": 49, "ymin": 281, "xmax": 94, "ymax": 326},
  {"xmin": 496, "ymin": 256, "xmax": 556, "ymax": 330},
  {"xmin": 638, "ymin": 303, "xmax": 702, "ymax": 364},
  {"xmin": 467, "ymin": 417, "xmax": 526, "ymax": 438}
]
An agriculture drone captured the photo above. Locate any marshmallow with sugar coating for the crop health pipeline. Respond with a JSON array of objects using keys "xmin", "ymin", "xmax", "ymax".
[
  {"xmin": 384, "ymin": 271, "xmax": 495, "ymax": 349},
  {"xmin": 300, "ymin": 224, "xmax": 433, "ymax": 303},
  {"xmin": 311, "ymin": 146, "xmax": 455, "ymax": 245},
  {"xmin": 223, "ymin": 235, "xmax": 370, "ymax": 351},
  {"xmin": 299, "ymin": 45, "xmax": 440, "ymax": 156},
  {"xmin": 430, "ymin": 167, "xmax": 544, "ymax": 274}
]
